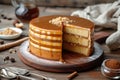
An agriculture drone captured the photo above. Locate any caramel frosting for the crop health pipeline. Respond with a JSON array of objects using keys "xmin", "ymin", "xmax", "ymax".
[{"xmin": 30, "ymin": 15, "xmax": 94, "ymax": 30}]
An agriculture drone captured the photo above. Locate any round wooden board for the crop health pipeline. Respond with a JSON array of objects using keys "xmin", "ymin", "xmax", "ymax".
[{"xmin": 19, "ymin": 41, "xmax": 104, "ymax": 72}]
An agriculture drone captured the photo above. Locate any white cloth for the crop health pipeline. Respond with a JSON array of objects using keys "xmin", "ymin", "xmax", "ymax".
[
  {"xmin": 71, "ymin": 0, "xmax": 120, "ymax": 50},
  {"xmin": 71, "ymin": 0, "xmax": 120, "ymax": 30},
  {"xmin": 106, "ymin": 16, "xmax": 120, "ymax": 50}
]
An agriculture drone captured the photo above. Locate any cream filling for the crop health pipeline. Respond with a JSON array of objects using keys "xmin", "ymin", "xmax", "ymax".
[{"xmin": 30, "ymin": 42, "xmax": 61, "ymax": 52}]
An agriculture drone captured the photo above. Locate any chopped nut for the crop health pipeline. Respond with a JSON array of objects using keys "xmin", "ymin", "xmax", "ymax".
[
  {"xmin": 10, "ymin": 58, "xmax": 16, "ymax": 63},
  {"xmin": 9, "ymin": 49, "xmax": 17, "ymax": 54},
  {"xmin": 13, "ymin": 19, "xmax": 20, "ymax": 26},
  {"xmin": 15, "ymin": 23, "xmax": 24, "ymax": 29},
  {"xmin": 13, "ymin": 20, "xmax": 24, "ymax": 29},
  {"xmin": 49, "ymin": 17, "xmax": 74, "ymax": 27},
  {"xmin": 0, "ymin": 28, "xmax": 18, "ymax": 35}
]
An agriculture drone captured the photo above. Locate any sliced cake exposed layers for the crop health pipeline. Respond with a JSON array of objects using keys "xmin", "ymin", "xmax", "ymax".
[
  {"xmin": 29, "ymin": 15, "xmax": 94, "ymax": 61},
  {"xmin": 63, "ymin": 23, "xmax": 93, "ymax": 56},
  {"xmin": 50, "ymin": 16, "xmax": 94, "ymax": 56}
]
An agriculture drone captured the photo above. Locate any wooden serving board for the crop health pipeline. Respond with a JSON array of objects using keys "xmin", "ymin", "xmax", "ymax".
[{"xmin": 19, "ymin": 41, "xmax": 104, "ymax": 72}]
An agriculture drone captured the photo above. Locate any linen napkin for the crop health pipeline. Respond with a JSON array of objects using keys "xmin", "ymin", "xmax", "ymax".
[
  {"xmin": 71, "ymin": 0, "xmax": 120, "ymax": 50},
  {"xmin": 71, "ymin": 0, "xmax": 120, "ymax": 30}
]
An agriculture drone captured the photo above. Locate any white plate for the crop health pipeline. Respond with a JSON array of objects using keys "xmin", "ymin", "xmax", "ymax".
[{"xmin": 0, "ymin": 27, "xmax": 23, "ymax": 39}]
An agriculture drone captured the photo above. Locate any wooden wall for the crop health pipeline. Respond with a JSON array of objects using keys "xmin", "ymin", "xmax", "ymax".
[{"xmin": 0, "ymin": 0, "xmax": 115, "ymax": 8}]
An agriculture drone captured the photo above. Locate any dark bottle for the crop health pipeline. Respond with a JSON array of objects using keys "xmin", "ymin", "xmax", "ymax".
[{"xmin": 11, "ymin": 0, "xmax": 39, "ymax": 22}]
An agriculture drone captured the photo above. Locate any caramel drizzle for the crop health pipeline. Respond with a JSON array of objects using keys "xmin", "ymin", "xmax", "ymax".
[
  {"xmin": 30, "ymin": 24, "xmax": 62, "ymax": 35},
  {"xmin": 30, "ymin": 41, "xmax": 61, "ymax": 52},
  {"xmin": 29, "ymin": 29, "xmax": 62, "ymax": 41},
  {"xmin": 30, "ymin": 28, "xmax": 62, "ymax": 36},
  {"xmin": 30, "ymin": 37, "xmax": 62, "ymax": 49}
]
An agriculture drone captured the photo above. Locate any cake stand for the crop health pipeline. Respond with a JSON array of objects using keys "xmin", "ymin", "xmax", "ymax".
[{"xmin": 19, "ymin": 41, "xmax": 104, "ymax": 72}]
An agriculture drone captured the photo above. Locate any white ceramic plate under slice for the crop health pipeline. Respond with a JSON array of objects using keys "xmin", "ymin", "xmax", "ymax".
[{"xmin": 0, "ymin": 27, "xmax": 23, "ymax": 39}]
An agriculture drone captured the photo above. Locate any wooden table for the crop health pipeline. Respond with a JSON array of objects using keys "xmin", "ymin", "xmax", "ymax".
[{"xmin": 0, "ymin": 4, "xmax": 120, "ymax": 80}]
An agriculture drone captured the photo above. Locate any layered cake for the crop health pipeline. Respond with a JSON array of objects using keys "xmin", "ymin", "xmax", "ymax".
[{"xmin": 29, "ymin": 15, "xmax": 94, "ymax": 61}]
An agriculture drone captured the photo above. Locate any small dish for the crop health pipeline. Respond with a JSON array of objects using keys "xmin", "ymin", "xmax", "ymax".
[
  {"xmin": 0, "ymin": 27, "xmax": 22, "ymax": 39},
  {"xmin": 101, "ymin": 59, "xmax": 120, "ymax": 79}
]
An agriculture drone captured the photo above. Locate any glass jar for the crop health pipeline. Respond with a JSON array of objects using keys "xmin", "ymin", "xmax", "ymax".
[
  {"xmin": 11, "ymin": 0, "xmax": 39, "ymax": 22},
  {"xmin": 101, "ymin": 59, "xmax": 120, "ymax": 79}
]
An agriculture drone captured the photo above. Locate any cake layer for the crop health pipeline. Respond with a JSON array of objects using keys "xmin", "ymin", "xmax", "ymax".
[
  {"xmin": 29, "ymin": 29, "xmax": 62, "ymax": 41},
  {"xmin": 30, "ymin": 41, "xmax": 61, "ymax": 52},
  {"xmin": 30, "ymin": 24, "xmax": 62, "ymax": 35},
  {"xmin": 64, "ymin": 24, "xmax": 92, "ymax": 38},
  {"xmin": 63, "ymin": 33, "xmax": 91, "ymax": 47},
  {"xmin": 29, "ymin": 43, "xmax": 61, "ymax": 60},
  {"xmin": 63, "ymin": 42, "xmax": 93, "ymax": 56},
  {"xmin": 30, "ymin": 36, "xmax": 62, "ymax": 48}
]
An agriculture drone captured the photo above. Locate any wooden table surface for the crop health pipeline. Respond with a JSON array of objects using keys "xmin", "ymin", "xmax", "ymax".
[{"xmin": 0, "ymin": 4, "xmax": 120, "ymax": 80}]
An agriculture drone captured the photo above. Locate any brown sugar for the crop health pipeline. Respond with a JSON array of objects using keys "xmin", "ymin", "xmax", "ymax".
[
  {"xmin": 105, "ymin": 59, "xmax": 120, "ymax": 69},
  {"xmin": 0, "ymin": 28, "xmax": 18, "ymax": 35}
]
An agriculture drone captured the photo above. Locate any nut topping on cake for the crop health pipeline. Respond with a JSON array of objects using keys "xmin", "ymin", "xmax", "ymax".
[{"xmin": 49, "ymin": 17, "xmax": 73, "ymax": 26}]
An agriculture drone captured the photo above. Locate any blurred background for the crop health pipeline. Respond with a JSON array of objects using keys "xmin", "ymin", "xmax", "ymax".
[{"xmin": 0, "ymin": 0, "xmax": 115, "ymax": 8}]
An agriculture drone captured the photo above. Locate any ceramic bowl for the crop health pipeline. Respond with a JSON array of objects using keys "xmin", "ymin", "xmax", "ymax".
[{"xmin": 0, "ymin": 27, "xmax": 22, "ymax": 39}]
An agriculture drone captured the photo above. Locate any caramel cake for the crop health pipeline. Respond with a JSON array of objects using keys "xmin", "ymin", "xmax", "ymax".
[{"xmin": 29, "ymin": 15, "xmax": 94, "ymax": 61}]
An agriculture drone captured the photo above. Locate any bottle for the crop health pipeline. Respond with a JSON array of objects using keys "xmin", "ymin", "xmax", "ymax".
[{"xmin": 11, "ymin": 0, "xmax": 39, "ymax": 22}]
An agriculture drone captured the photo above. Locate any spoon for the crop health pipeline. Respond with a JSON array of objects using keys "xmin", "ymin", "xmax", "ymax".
[
  {"xmin": 0, "ymin": 68, "xmax": 37, "ymax": 80},
  {"xmin": 0, "ymin": 67, "xmax": 56, "ymax": 80},
  {"xmin": 0, "ymin": 68, "xmax": 16, "ymax": 79}
]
